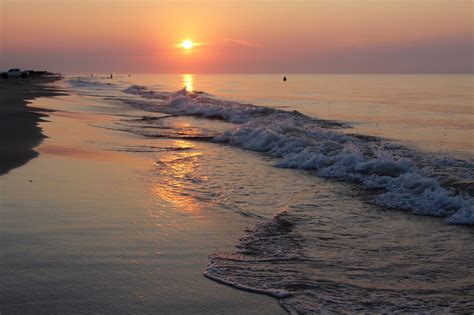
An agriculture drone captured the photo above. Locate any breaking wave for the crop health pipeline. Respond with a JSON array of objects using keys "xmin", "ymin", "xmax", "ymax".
[{"xmin": 122, "ymin": 84, "xmax": 474, "ymax": 225}]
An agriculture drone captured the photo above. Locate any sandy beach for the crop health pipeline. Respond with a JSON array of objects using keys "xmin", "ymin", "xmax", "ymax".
[
  {"xmin": 0, "ymin": 77, "xmax": 64, "ymax": 175},
  {"xmin": 0, "ymin": 78, "xmax": 285, "ymax": 313}
]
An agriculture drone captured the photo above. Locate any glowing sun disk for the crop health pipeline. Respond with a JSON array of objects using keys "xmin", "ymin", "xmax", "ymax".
[{"xmin": 181, "ymin": 39, "xmax": 193, "ymax": 49}]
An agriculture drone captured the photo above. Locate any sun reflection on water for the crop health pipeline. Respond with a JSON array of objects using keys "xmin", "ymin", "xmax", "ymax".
[
  {"xmin": 183, "ymin": 74, "xmax": 194, "ymax": 92},
  {"xmin": 151, "ymin": 140, "xmax": 204, "ymax": 213}
]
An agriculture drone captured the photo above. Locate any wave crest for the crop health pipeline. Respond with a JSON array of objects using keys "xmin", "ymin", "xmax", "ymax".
[{"xmin": 122, "ymin": 85, "xmax": 473, "ymax": 225}]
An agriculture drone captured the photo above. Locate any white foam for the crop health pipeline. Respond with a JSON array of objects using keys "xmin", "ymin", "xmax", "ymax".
[
  {"xmin": 447, "ymin": 204, "xmax": 474, "ymax": 224},
  {"xmin": 122, "ymin": 85, "xmax": 474, "ymax": 225}
]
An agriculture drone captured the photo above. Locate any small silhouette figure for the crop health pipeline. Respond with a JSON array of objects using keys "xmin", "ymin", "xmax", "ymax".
[
  {"xmin": 283, "ymin": 76, "xmax": 287, "ymax": 82},
  {"xmin": 110, "ymin": 74, "xmax": 113, "ymax": 79}
]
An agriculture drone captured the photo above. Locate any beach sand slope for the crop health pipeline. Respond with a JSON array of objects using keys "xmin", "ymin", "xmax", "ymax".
[{"xmin": 0, "ymin": 78, "xmax": 63, "ymax": 175}]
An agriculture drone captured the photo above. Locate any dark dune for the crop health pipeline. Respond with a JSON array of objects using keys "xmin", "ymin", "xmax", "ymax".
[{"xmin": 0, "ymin": 77, "xmax": 64, "ymax": 175}]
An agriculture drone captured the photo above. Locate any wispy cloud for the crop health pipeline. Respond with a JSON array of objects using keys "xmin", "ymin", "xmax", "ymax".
[
  {"xmin": 221, "ymin": 38, "xmax": 263, "ymax": 48},
  {"xmin": 170, "ymin": 38, "xmax": 263, "ymax": 49}
]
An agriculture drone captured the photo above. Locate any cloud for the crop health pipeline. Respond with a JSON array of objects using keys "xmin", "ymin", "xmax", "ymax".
[
  {"xmin": 221, "ymin": 38, "xmax": 263, "ymax": 48},
  {"xmin": 167, "ymin": 38, "xmax": 263, "ymax": 51}
]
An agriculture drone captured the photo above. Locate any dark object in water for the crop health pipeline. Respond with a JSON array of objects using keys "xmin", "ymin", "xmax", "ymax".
[{"xmin": 283, "ymin": 76, "xmax": 287, "ymax": 82}]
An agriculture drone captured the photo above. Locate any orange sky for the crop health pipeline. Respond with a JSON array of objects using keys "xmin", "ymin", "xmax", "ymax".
[{"xmin": 1, "ymin": 0, "xmax": 472, "ymax": 73}]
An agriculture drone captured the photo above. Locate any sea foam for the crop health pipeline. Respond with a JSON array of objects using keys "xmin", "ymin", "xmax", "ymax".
[{"xmin": 122, "ymin": 85, "xmax": 473, "ymax": 225}]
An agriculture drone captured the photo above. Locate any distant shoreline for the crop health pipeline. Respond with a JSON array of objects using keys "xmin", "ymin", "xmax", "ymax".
[{"xmin": 0, "ymin": 77, "xmax": 64, "ymax": 175}]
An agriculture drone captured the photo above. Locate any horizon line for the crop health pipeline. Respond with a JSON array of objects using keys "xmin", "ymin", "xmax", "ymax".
[{"xmin": 59, "ymin": 72, "xmax": 474, "ymax": 75}]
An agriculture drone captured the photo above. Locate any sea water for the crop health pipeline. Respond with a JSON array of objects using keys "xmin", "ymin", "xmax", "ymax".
[
  {"xmin": 64, "ymin": 74, "xmax": 473, "ymax": 313},
  {"xmin": 118, "ymin": 74, "xmax": 473, "ymax": 159}
]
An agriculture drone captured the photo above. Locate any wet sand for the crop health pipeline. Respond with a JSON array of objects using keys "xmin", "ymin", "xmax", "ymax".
[
  {"xmin": 0, "ymin": 77, "xmax": 64, "ymax": 175},
  {"xmin": 0, "ymin": 81, "xmax": 285, "ymax": 314}
]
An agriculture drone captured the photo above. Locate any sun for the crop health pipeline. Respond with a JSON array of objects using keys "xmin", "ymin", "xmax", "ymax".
[{"xmin": 181, "ymin": 39, "xmax": 194, "ymax": 49}]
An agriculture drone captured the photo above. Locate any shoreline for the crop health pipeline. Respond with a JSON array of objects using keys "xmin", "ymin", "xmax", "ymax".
[
  {"xmin": 0, "ymin": 81, "xmax": 286, "ymax": 314},
  {"xmin": 0, "ymin": 77, "xmax": 64, "ymax": 175}
]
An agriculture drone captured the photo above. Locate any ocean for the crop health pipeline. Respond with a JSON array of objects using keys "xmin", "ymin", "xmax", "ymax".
[
  {"xmin": 117, "ymin": 74, "xmax": 473, "ymax": 159},
  {"xmin": 65, "ymin": 74, "xmax": 473, "ymax": 313}
]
